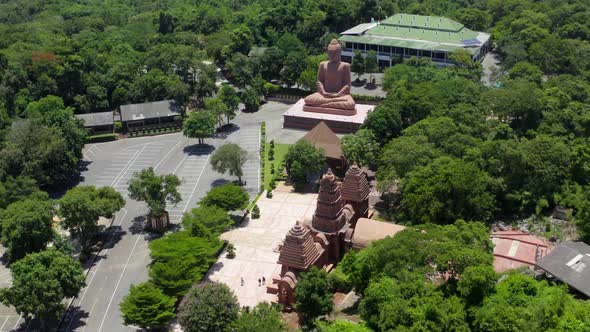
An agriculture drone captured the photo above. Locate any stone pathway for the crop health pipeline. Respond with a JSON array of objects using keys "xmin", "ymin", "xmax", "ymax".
[{"xmin": 207, "ymin": 187, "xmax": 317, "ymax": 307}]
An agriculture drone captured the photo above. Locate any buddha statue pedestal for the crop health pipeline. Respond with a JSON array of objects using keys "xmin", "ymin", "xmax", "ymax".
[{"xmin": 283, "ymin": 99, "xmax": 374, "ymax": 134}]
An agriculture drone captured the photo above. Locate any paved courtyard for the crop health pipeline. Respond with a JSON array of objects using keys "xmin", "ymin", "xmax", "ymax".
[{"xmin": 208, "ymin": 187, "xmax": 318, "ymax": 308}]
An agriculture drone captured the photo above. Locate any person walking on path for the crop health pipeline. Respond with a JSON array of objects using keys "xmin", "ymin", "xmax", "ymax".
[
  {"xmin": 262, "ymin": 276, "xmax": 266, "ymax": 285},
  {"xmin": 258, "ymin": 278, "xmax": 261, "ymax": 286}
]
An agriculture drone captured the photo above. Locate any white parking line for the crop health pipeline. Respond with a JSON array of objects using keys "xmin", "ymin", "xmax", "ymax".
[
  {"xmin": 0, "ymin": 317, "xmax": 8, "ymax": 331},
  {"xmin": 13, "ymin": 317, "xmax": 21, "ymax": 329},
  {"xmin": 110, "ymin": 146, "xmax": 145, "ymax": 187},
  {"xmin": 64, "ymin": 208, "xmax": 128, "ymax": 331},
  {"xmin": 154, "ymin": 139, "xmax": 184, "ymax": 170},
  {"xmin": 97, "ymin": 233, "xmax": 142, "ymax": 332},
  {"xmin": 182, "ymin": 154, "xmax": 211, "ymax": 214}
]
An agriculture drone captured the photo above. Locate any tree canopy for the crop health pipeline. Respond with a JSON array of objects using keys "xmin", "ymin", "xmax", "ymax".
[
  {"xmin": 285, "ymin": 140, "xmax": 326, "ymax": 189},
  {"xmin": 183, "ymin": 111, "xmax": 217, "ymax": 145},
  {"xmin": 127, "ymin": 168, "xmax": 181, "ymax": 218},
  {"xmin": 120, "ymin": 282, "xmax": 176, "ymax": 330},
  {"xmin": 296, "ymin": 267, "xmax": 334, "ymax": 325},
  {"xmin": 0, "ymin": 249, "xmax": 85, "ymax": 327},
  {"xmin": 232, "ymin": 302, "xmax": 287, "ymax": 332},
  {"xmin": 149, "ymin": 230, "xmax": 222, "ymax": 298},
  {"xmin": 0, "ymin": 198, "xmax": 54, "ymax": 262},
  {"xmin": 59, "ymin": 186, "xmax": 124, "ymax": 242},
  {"xmin": 210, "ymin": 144, "xmax": 248, "ymax": 185},
  {"xmin": 200, "ymin": 184, "xmax": 249, "ymax": 211},
  {"xmin": 178, "ymin": 282, "xmax": 240, "ymax": 332}
]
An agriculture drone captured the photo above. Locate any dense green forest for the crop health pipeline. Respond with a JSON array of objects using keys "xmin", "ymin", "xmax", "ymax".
[{"xmin": 1, "ymin": 0, "xmax": 590, "ymax": 330}]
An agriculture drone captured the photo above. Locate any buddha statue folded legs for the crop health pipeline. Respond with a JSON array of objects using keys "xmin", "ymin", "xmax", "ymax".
[
  {"xmin": 304, "ymin": 93, "xmax": 356, "ymax": 111},
  {"xmin": 302, "ymin": 39, "xmax": 357, "ymax": 116}
]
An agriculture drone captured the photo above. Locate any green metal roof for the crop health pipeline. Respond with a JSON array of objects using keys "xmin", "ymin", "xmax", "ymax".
[
  {"xmin": 339, "ymin": 34, "xmax": 478, "ymax": 55},
  {"xmin": 339, "ymin": 14, "xmax": 488, "ymax": 55},
  {"xmin": 381, "ymin": 14, "xmax": 464, "ymax": 32}
]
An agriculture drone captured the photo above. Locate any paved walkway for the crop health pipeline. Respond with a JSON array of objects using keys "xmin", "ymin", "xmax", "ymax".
[{"xmin": 207, "ymin": 187, "xmax": 317, "ymax": 307}]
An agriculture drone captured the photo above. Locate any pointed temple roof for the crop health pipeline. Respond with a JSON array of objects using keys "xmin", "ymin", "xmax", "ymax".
[
  {"xmin": 341, "ymin": 164, "xmax": 370, "ymax": 203},
  {"xmin": 302, "ymin": 121, "xmax": 343, "ymax": 160},
  {"xmin": 312, "ymin": 169, "xmax": 346, "ymax": 233},
  {"xmin": 278, "ymin": 221, "xmax": 323, "ymax": 271}
]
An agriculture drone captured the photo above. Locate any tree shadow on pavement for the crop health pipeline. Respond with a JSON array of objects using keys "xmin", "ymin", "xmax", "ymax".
[
  {"xmin": 182, "ymin": 144, "xmax": 215, "ymax": 155},
  {"xmin": 351, "ymin": 79, "xmax": 366, "ymax": 87},
  {"xmin": 211, "ymin": 178, "xmax": 231, "ymax": 188},
  {"xmin": 215, "ymin": 123, "xmax": 240, "ymax": 139},
  {"xmin": 129, "ymin": 215, "xmax": 147, "ymax": 235},
  {"xmin": 59, "ymin": 306, "xmax": 90, "ymax": 332}
]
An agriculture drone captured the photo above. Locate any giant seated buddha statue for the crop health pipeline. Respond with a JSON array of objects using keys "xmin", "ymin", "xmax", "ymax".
[{"xmin": 303, "ymin": 39, "xmax": 356, "ymax": 116}]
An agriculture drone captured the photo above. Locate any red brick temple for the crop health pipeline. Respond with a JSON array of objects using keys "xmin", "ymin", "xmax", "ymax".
[{"xmin": 268, "ymin": 165, "xmax": 371, "ymax": 305}]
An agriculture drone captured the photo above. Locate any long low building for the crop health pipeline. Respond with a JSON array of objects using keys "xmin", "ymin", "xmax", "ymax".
[
  {"xmin": 119, "ymin": 100, "xmax": 182, "ymax": 130},
  {"xmin": 339, "ymin": 13, "xmax": 492, "ymax": 68},
  {"xmin": 75, "ymin": 111, "xmax": 114, "ymax": 134}
]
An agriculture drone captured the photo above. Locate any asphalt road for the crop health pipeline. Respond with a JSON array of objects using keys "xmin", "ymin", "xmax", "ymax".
[{"xmin": 57, "ymin": 116, "xmax": 262, "ymax": 331}]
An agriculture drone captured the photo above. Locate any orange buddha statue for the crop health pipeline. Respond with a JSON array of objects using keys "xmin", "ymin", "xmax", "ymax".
[{"xmin": 303, "ymin": 39, "xmax": 356, "ymax": 115}]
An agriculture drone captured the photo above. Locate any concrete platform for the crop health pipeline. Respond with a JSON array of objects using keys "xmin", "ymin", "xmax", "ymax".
[{"xmin": 283, "ymin": 99, "xmax": 375, "ymax": 134}]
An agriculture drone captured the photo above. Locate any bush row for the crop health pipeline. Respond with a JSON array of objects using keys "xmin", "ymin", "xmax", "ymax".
[
  {"xmin": 128, "ymin": 125, "xmax": 181, "ymax": 137},
  {"xmin": 86, "ymin": 133, "xmax": 117, "ymax": 143}
]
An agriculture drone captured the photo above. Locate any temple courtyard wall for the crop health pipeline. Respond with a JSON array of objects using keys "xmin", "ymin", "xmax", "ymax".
[{"xmin": 206, "ymin": 184, "xmax": 318, "ymax": 308}]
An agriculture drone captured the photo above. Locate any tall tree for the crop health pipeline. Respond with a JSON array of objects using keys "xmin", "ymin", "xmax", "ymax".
[
  {"xmin": 0, "ymin": 199, "xmax": 54, "ymax": 262},
  {"xmin": 120, "ymin": 282, "xmax": 176, "ymax": 330},
  {"xmin": 0, "ymin": 120, "xmax": 74, "ymax": 187},
  {"xmin": 200, "ymin": 184, "xmax": 249, "ymax": 211},
  {"xmin": 182, "ymin": 205, "xmax": 233, "ymax": 235},
  {"xmin": 218, "ymin": 85, "xmax": 240, "ymax": 124},
  {"xmin": 59, "ymin": 186, "xmax": 124, "ymax": 243},
  {"xmin": 341, "ymin": 129, "xmax": 379, "ymax": 168},
  {"xmin": 401, "ymin": 156, "xmax": 497, "ymax": 224},
  {"xmin": 178, "ymin": 282, "xmax": 239, "ymax": 332},
  {"xmin": 296, "ymin": 267, "xmax": 334, "ymax": 325},
  {"xmin": 205, "ymin": 97, "xmax": 229, "ymax": 127},
  {"xmin": 284, "ymin": 140, "xmax": 326, "ymax": 188},
  {"xmin": 351, "ymin": 51, "xmax": 365, "ymax": 81},
  {"xmin": 364, "ymin": 51, "xmax": 378, "ymax": 83},
  {"xmin": 149, "ymin": 231, "xmax": 222, "ymax": 298},
  {"xmin": 183, "ymin": 110, "xmax": 217, "ymax": 145},
  {"xmin": 0, "ymin": 176, "xmax": 47, "ymax": 209},
  {"xmin": 0, "ymin": 249, "xmax": 85, "ymax": 329},
  {"xmin": 241, "ymin": 88, "xmax": 261, "ymax": 112},
  {"xmin": 233, "ymin": 302, "xmax": 287, "ymax": 332},
  {"xmin": 210, "ymin": 144, "xmax": 248, "ymax": 184},
  {"xmin": 127, "ymin": 168, "xmax": 181, "ymax": 223}
]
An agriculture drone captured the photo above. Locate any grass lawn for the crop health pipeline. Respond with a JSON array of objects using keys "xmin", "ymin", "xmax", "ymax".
[{"xmin": 264, "ymin": 142, "xmax": 290, "ymax": 190}]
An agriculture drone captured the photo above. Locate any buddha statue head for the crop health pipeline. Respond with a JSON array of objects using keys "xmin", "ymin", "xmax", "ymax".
[{"xmin": 327, "ymin": 39, "xmax": 342, "ymax": 63}]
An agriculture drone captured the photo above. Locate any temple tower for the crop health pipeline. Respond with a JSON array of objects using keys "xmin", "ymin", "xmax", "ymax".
[
  {"xmin": 340, "ymin": 164, "xmax": 370, "ymax": 226},
  {"xmin": 277, "ymin": 221, "xmax": 324, "ymax": 274},
  {"xmin": 311, "ymin": 169, "xmax": 354, "ymax": 261},
  {"xmin": 312, "ymin": 169, "xmax": 346, "ymax": 233}
]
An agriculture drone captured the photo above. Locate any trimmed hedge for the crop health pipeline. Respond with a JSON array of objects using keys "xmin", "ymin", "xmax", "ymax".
[{"xmin": 86, "ymin": 133, "xmax": 117, "ymax": 143}]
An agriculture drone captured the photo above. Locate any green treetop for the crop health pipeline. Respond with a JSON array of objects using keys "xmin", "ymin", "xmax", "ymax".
[
  {"xmin": 210, "ymin": 143, "xmax": 248, "ymax": 185},
  {"xmin": 127, "ymin": 168, "xmax": 181, "ymax": 219},
  {"xmin": 183, "ymin": 110, "xmax": 217, "ymax": 145},
  {"xmin": 120, "ymin": 282, "xmax": 176, "ymax": 331},
  {"xmin": 0, "ymin": 249, "xmax": 85, "ymax": 328}
]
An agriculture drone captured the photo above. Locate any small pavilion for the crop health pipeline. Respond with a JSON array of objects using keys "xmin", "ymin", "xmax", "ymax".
[{"xmin": 302, "ymin": 121, "xmax": 345, "ymax": 174}]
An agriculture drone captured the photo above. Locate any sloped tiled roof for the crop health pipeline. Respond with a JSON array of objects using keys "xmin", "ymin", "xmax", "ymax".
[
  {"xmin": 302, "ymin": 121, "xmax": 343, "ymax": 160},
  {"xmin": 75, "ymin": 111, "xmax": 114, "ymax": 127},
  {"xmin": 119, "ymin": 100, "xmax": 180, "ymax": 122}
]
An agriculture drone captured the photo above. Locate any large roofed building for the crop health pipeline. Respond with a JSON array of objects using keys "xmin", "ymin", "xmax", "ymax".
[{"xmin": 339, "ymin": 14, "xmax": 492, "ymax": 67}]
